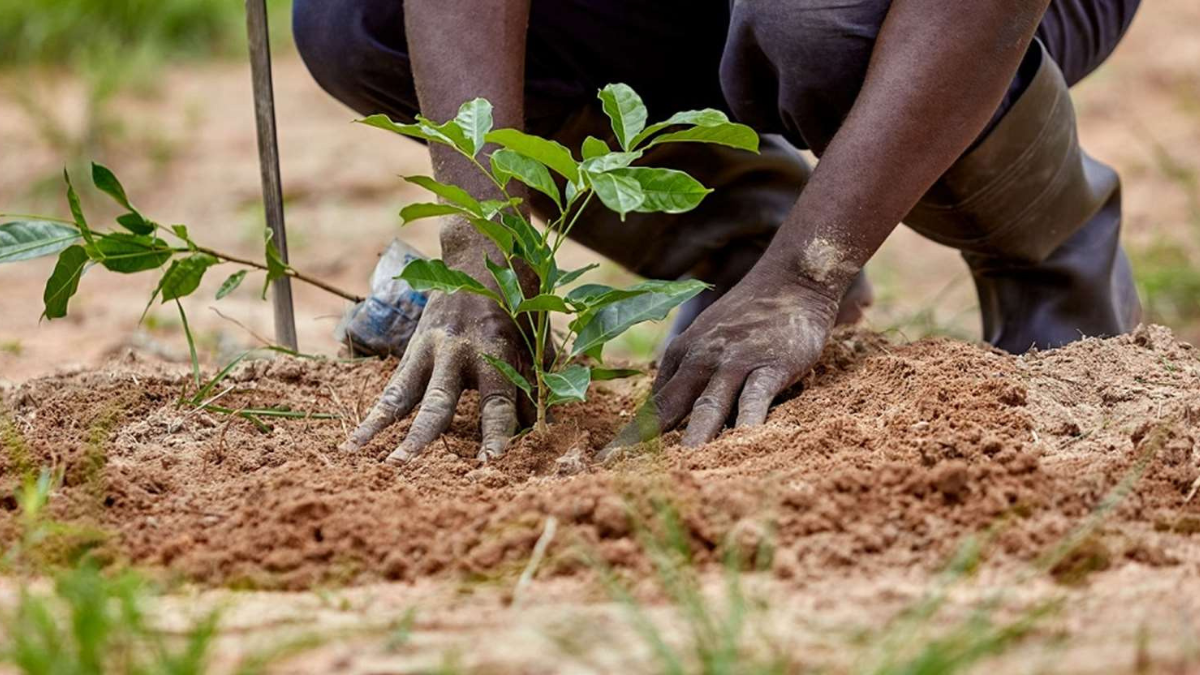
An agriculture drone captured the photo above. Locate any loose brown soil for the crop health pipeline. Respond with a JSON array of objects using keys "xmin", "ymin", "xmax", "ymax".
[{"xmin": 3, "ymin": 325, "xmax": 1197, "ymax": 596}]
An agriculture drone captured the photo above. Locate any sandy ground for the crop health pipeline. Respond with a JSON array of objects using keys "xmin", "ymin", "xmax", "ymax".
[
  {"xmin": 1, "ymin": 1, "xmax": 1199, "ymax": 673},
  {"xmin": 2, "ymin": 325, "xmax": 1199, "ymax": 672}
]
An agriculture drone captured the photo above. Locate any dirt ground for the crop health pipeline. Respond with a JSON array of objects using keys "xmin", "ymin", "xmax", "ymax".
[
  {"xmin": 2, "ymin": 324, "xmax": 1199, "ymax": 671},
  {"xmin": 1, "ymin": 1, "xmax": 1199, "ymax": 672}
]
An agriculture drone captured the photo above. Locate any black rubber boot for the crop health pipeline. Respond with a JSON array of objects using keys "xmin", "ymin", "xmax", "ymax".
[
  {"xmin": 905, "ymin": 39, "xmax": 1140, "ymax": 354},
  {"xmin": 967, "ymin": 189, "xmax": 1140, "ymax": 352}
]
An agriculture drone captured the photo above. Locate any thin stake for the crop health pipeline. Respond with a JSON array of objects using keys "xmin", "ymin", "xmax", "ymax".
[{"xmin": 245, "ymin": 0, "xmax": 298, "ymax": 350}]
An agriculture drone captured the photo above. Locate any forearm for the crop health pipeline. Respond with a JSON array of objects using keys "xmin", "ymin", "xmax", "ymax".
[
  {"xmin": 405, "ymin": 0, "xmax": 531, "ymax": 265},
  {"xmin": 760, "ymin": 0, "xmax": 1050, "ymax": 297}
]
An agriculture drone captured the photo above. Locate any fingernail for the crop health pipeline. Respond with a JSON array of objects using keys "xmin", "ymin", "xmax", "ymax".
[
  {"xmin": 384, "ymin": 449, "xmax": 411, "ymax": 466},
  {"xmin": 478, "ymin": 442, "xmax": 505, "ymax": 462},
  {"xmin": 595, "ymin": 444, "xmax": 620, "ymax": 465}
]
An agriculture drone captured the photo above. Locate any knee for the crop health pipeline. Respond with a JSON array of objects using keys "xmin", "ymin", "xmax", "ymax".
[
  {"xmin": 722, "ymin": 0, "xmax": 885, "ymax": 152},
  {"xmin": 293, "ymin": 0, "xmax": 399, "ymax": 115},
  {"xmin": 294, "ymin": 0, "xmax": 356, "ymax": 97}
]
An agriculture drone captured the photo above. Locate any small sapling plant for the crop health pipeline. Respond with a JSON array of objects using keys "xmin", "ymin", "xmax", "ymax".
[
  {"xmin": 0, "ymin": 165, "xmax": 361, "ymax": 424},
  {"xmin": 358, "ymin": 83, "xmax": 761, "ymax": 430}
]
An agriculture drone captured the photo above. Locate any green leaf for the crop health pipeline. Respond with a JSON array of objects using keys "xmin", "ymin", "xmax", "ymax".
[
  {"xmin": 91, "ymin": 233, "xmax": 173, "ymax": 273},
  {"xmin": 485, "ymin": 257, "xmax": 524, "ymax": 311},
  {"xmin": 629, "ymin": 109, "xmax": 730, "ymax": 148},
  {"xmin": 141, "ymin": 275, "xmax": 167, "ymax": 322},
  {"xmin": 609, "ymin": 167, "xmax": 713, "ymax": 214},
  {"xmin": 598, "ymin": 84, "xmax": 648, "ymax": 151},
  {"xmin": 565, "ymin": 283, "xmax": 617, "ymax": 306},
  {"xmin": 190, "ymin": 349, "xmax": 255, "ymax": 405},
  {"xmin": 177, "ymin": 300, "xmax": 201, "ymax": 388},
  {"xmin": 480, "ymin": 198, "xmax": 522, "ymax": 218},
  {"xmin": 645, "ymin": 123, "xmax": 760, "ymax": 153},
  {"xmin": 571, "ymin": 279, "xmax": 708, "ymax": 356},
  {"xmin": 580, "ymin": 151, "xmax": 643, "ymax": 173},
  {"xmin": 356, "ymin": 115, "xmax": 459, "ymax": 147},
  {"xmin": 569, "ymin": 279, "xmax": 707, "ymax": 315},
  {"xmin": 453, "ymin": 98, "xmax": 494, "ymax": 157},
  {"xmin": 399, "ymin": 258, "xmax": 501, "ymax": 304},
  {"xmin": 544, "ymin": 364, "xmax": 591, "ymax": 407},
  {"xmin": 263, "ymin": 230, "xmax": 290, "ymax": 300},
  {"xmin": 591, "ymin": 367, "xmax": 642, "ymax": 381},
  {"xmin": 171, "ymin": 224, "xmax": 191, "ymax": 241},
  {"xmin": 400, "ymin": 202, "xmax": 469, "ymax": 225},
  {"xmin": 160, "ymin": 253, "xmax": 218, "ymax": 302},
  {"xmin": 553, "ymin": 263, "xmax": 599, "ymax": 288},
  {"xmin": 466, "ymin": 217, "xmax": 514, "ymax": 255},
  {"xmin": 41, "ymin": 245, "xmax": 89, "ymax": 320},
  {"xmin": 91, "ymin": 162, "xmax": 133, "ymax": 210},
  {"xmin": 501, "ymin": 213, "xmax": 550, "ymax": 278},
  {"xmin": 581, "ymin": 136, "xmax": 610, "ymax": 159},
  {"xmin": 588, "ymin": 171, "xmax": 644, "ymax": 220},
  {"xmin": 417, "ymin": 116, "xmax": 472, "ymax": 154},
  {"xmin": 63, "ymin": 170, "xmax": 96, "ymax": 247},
  {"xmin": 0, "ymin": 221, "xmax": 80, "ymax": 263},
  {"xmin": 216, "ymin": 270, "xmax": 247, "ymax": 299},
  {"xmin": 91, "ymin": 163, "xmax": 156, "ymax": 235},
  {"xmin": 515, "ymin": 294, "xmax": 571, "ymax": 314},
  {"xmin": 485, "ymin": 129, "xmax": 580, "ymax": 184},
  {"xmin": 584, "ymin": 343, "xmax": 604, "ymax": 362},
  {"xmin": 481, "ymin": 354, "xmax": 532, "ymax": 397},
  {"xmin": 491, "ymin": 149, "xmax": 561, "ymax": 209},
  {"xmin": 403, "ymin": 176, "xmax": 483, "ymax": 216},
  {"xmin": 115, "ymin": 212, "xmax": 155, "ymax": 235}
]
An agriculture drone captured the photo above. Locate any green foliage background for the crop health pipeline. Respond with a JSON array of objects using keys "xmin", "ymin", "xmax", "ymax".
[{"xmin": 0, "ymin": 0, "xmax": 292, "ymax": 66}]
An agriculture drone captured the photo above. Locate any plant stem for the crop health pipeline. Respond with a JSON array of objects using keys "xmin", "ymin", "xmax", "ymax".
[
  {"xmin": 535, "ymin": 370, "xmax": 548, "ymax": 433},
  {"xmin": 192, "ymin": 246, "xmax": 364, "ymax": 303},
  {"xmin": 553, "ymin": 191, "xmax": 594, "ymax": 257},
  {"xmin": 0, "ymin": 215, "xmax": 366, "ymax": 304}
]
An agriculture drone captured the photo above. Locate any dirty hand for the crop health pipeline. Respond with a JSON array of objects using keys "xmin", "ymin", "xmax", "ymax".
[
  {"xmin": 341, "ymin": 268, "xmax": 533, "ymax": 464},
  {"xmin": 600, "ymin": 262, "xmax": 840, "ymax": 457}
]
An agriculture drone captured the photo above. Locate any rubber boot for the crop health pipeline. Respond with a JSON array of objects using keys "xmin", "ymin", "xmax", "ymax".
[{"xmin": 905, "ymin": 39, "xmax": 1140, "ymax": 354}]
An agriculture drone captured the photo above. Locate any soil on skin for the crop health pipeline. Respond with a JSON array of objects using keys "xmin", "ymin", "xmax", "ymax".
[{"xmin": 1, "ymin": 326, "xmax": 1198, "ymax": 592}]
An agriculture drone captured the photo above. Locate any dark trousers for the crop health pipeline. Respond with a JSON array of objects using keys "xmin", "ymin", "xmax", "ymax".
[{"xmin": 293, "ymin": 0, "xmax": 1139, "ymax": 282}]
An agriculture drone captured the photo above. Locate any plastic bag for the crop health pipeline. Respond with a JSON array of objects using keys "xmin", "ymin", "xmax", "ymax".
[{"xmin": 334, "ymin": 239, "xmax": 429, "ymax": 357}]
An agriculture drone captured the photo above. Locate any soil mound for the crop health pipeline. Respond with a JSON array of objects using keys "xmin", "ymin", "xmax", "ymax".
[{"xmin": 2, "ymin": 326, "xmax": 1197, "ymax": 590}]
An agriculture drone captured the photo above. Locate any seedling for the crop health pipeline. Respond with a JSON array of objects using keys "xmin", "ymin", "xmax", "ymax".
[
  {"xmin": 1, "ymin": 82, "xmax": 759, "ymax": 436},
  {"xmin": 360, "ymin": 83, "xmax": 760, "ymax": 429},
  {"xmin": 0, "ymin": 167, "xmax": 358, "ymax": 429},
  {"xmin": 0, "ymin": 164, "xmax": 362, "ymax": 378}
]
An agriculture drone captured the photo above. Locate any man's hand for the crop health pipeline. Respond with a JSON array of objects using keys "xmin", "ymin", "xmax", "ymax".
[
  {"xmin": 341, "ymin": 262, "xmax": 532, "ymax": 464},
  {"xmin": 600, "ymin": 262, "xmax": 839, "ymax": 458}
]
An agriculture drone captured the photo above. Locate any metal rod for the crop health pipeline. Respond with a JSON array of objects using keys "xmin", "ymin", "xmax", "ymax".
[{"xmin": 245, "ymin": 0, "xmax": 299, "ymax": 351}]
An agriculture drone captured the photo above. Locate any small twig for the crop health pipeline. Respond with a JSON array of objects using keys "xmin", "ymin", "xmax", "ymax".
[
  {"xmin": 513, "ymin": 515, "xmax": 558, "ymax": 606},
  {"xmin": 1186, "ymin": 476, "xmax": 1200, "ymax": 504},
  {"xmin": 325, "ymin": 385, "xmax": 352, "ymax": 435},
  {"xmin": 192, "ymin": 245, "xmax": 365, "ymax": 303},
  {"xmin": 354, "ymin": 370, "xmax": 376, "ymax": 424},
  {"xmin": 209, "ymin": 307, "xmax": 274, "ymax": 347},
  {"xmin": 215, "ymin": 417, "xmax": 235, "ymax": 462},
  {"xmin": 185, "ymin": 384, "xmax": 237, "ymax": 418}
]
